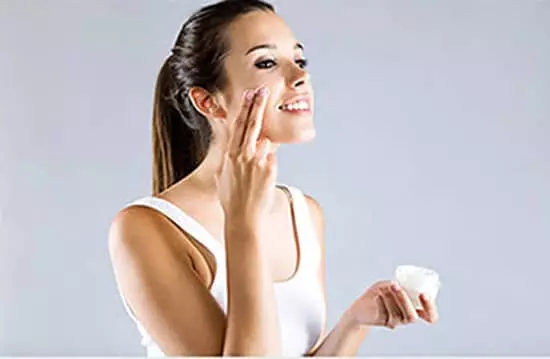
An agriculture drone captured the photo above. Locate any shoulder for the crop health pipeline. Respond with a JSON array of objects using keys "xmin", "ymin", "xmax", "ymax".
[
  {"xmin": 297, "ymin": 188, "xmax": 325, "ymax": 243},
  {"xmin": 303, "ymin": 193, "xmax": 324, "ymax": 228},
  {"xmin": 108, "ymin": 203, "xmax": 193, "ymax": 269},
  {"xmin": 278, "ymin": 184, "xmax": 324, "ymax": 228},
  {"xmin": 108, "ymin": 204, "xmax": 167, "ymax": 253},
  {"xmin": 108, "ymin": 206, "xmax": 168, "ymax": 278},
  {"xmin": 110, "ymin": 203, "xmax": 161, "ymax": 232},
  {"xmin": 108, "ymin": 201, "xmax": 212, "ymax": 283}
]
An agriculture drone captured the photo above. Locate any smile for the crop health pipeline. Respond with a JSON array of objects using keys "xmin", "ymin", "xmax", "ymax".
[
  {"xmin": 277, "ymin": 95, "xmax": 312, "ymax": 113},
  {"xmin": 278, "ymin": 101, "xmax": 310, "ymax": 112}
]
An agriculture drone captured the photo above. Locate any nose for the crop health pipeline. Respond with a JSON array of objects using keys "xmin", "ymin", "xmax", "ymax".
[{"xmin": 288, "ymin": 64, "xmax": 309, "ymax": 89}]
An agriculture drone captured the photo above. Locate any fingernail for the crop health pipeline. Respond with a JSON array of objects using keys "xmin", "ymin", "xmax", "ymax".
[
  {"xmin": 257, "ymin": 86, "xmax": 269, "ymax": 97},
  {"xmin": 244, "ymin": 90, "xmax": 254, "ymax": 102},
  {"xmin": 391, "ymin": 282, "xmax": 400, "ymax": 292}
]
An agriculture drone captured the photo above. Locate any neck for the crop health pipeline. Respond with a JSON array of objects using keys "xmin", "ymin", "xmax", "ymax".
[{"xmin": 171, "ymin": 140, "xmax": 280, "ymax": 200}]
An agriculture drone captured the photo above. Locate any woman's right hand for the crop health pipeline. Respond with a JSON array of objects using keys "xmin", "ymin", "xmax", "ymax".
[{"xmin": 216, "ymin": 86, "xmax": 277, "ymax": 231}]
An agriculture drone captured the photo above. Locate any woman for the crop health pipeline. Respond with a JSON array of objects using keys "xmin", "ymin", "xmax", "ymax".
[{"xmin": 108, "ymin": 0, "xmax": 439, "ymax": 356}]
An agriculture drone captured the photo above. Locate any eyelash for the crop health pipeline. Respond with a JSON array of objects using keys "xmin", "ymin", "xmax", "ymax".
[{"xmin": 254, "ymin": 58, "xmax": 309, "ymax": 70}]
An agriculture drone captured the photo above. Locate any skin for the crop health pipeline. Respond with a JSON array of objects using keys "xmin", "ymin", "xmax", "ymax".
[{"xmin": 108, "ymin": 10, "xmax": 439, "ymax": 357}]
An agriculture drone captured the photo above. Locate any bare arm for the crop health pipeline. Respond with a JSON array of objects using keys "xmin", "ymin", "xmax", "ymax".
[
  {"xmin": 108, "ymin": 207, "xmax": 280, "ymax": 356},
  {"xmin": 220, "ymin": 86, "xmax": 281, "ymax": 355},
  {"xmin": 303, "ymin": 195, "xmax": 440, "ymax": 356},
  {"xmin": 309, "ymin": 312, "xmax": 369, "ymax": 356},
  {"xmin": 109, "ymin": 207, "xmax": 226, "ymax": 356},
  {"xmin": 223, "ymin": 223, "xmax": 280, "ymax": 355}
]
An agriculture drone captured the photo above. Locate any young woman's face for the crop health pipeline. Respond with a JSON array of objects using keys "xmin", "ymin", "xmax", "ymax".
[{"xmin": 220, "ymin": 10, "xmax": 315, "ymax": 144}]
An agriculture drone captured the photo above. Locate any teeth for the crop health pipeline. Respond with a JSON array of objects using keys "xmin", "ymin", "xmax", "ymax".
[{"xmin": 280, "ymin": 100, "xmax": 309, "ymax": 111}]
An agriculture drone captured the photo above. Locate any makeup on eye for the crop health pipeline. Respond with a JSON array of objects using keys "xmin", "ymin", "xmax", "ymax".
[{"xmin": 254, "ymin": 57, "xmax": 309, "ymax": 70}]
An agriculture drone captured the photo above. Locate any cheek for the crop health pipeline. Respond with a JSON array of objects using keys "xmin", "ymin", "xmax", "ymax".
[{"xmin": 261, "ymin": 106, "xmax": 278, "ymax": 134}]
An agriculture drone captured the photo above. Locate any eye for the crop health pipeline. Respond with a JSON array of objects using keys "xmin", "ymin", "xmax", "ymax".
[
  {"xmin": 255, "ymin": 59, "xmax": 277, "ymax": 69},
  {"xmin": 295, "ymin": 58, "xmax": 308, "ymax": 69}
]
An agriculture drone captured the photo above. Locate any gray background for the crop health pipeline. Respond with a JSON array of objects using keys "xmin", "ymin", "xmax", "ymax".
[{"xmin": 1, "ymin": 0, "xmax": 549, "ymax": 355}]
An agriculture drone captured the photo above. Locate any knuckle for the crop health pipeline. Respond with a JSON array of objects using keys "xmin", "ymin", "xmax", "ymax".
[
  {"xmin": 227, "ymin": 151, "xmax": 237, "ymax": 160},
  {"xmin": 249, "ymin": 118, "xmax": 259, "ymax": 128},
  {"xmin": 242, "ymin": 95, "xmax": 252, "ymax": 108},
  {"xmin": 250, "ymin": 158, "xmax": 260, "ymax": 168},
  {"xmin": 248, "ymin": 110, "xmax": 258, "ymax": 123},
  {"xmin": 378, "ymin": 280, "xmax": 393, "ymax": 288},
  {"xmin": 265, "ymin": 163, "xmax": 275, "ymax": 174},
  {"xmin": 252, "ymin": 152, "xmax": 263, "ymax": 162},
  {"xmin": 243, "ymin": 153, "xmax": 255, "ymax": 163},
  {"xmin": 234, "ymin": 153, "xmax": 246, "ymax": 163}
]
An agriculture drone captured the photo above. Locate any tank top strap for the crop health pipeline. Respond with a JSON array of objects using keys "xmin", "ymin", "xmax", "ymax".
[
  {"xmin": 126, "ymin": 196, "xmax": 225, "ymax": 259},
  {"xmin": 277, "ymin": 184, "xmax": 322, "ymax": 273}
]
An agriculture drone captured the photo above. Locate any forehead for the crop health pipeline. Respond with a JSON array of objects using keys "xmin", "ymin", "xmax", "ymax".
[{"xmin": 226, "ymin": 11, "xmax": 298, "ymax": 54}]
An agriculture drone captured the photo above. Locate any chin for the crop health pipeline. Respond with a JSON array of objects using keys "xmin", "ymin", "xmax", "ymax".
[
  {"xmin": 267, "ymin": 126, "xmax": 316, "ymax": 144},
  {"xmin": 263, "ymin": 110, "xmax": 316, "ymax": 144}
]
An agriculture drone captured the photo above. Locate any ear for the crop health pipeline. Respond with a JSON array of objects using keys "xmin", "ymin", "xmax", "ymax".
[{"xmin": 187, "ymin": 86, "xmax": 226, "ymax": 120}]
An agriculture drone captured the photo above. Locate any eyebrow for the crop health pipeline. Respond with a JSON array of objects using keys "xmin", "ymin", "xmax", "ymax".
[{"xmin": 245, "ymin": 42, "xmax": 304, "ymax": 55}]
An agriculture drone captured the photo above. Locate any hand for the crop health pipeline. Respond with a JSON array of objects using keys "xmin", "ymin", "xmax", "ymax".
[
  {"xmin": 345, "ymin": 280, "xmax": 439, "ymax": 330},
  {"xmin": 216, "ymin": 86, "xmax": 277, "ymax": 231}
]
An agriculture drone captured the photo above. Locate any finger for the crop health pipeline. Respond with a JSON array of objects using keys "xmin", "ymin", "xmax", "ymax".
[
  {"xmin": 417, "ymin": 293, "xmax": 439, "ymax": 323},
  {"xmin": 228, "ymin": 89, "xmax": 255, "ymax": 156},
  {"xmin": 265, "ymin": 152, "xmax": 278, "ymax": 180},
  {"xmin": 243, "ymin": 86, "xmax": 269, "ymax": 158},
  {"xmin": 385, "ymin": 287, "xmax": 405, "ymax": 323},
  {"xmin": 389, "ymin": 283, "xmax": 418, "ymax": 323},
  {"xmin": 371, "ymin": 280, "xmax": 394, "ymax": 289},
  {"xmin": 255, "ymin": 138, "xmax": 271, "ymax": 164},
  {"xmin": 378, "ymin": 288, "xmax": 393, "ymax": 327},
  {"xmin": 381, "ymin": 287, "xmax": 402, "ymax": 329},
  {"xmin": 375, "ymin": 290, "xmax": 390, "ymax": 324}
]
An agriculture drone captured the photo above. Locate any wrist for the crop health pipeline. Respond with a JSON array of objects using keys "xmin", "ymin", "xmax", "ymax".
[
  {"xmin": 224, "ymin": 214, "xmax": 259, "ymax": 231},
  {"xmin": 341, "ymin": 308, "xmax": 370, "ymax": 333},
  {"xmin": 224, "ymin": 220, "xmax": 263, "ymax": 242}
]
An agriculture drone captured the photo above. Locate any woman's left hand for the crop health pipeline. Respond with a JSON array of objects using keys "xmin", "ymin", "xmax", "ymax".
[
  {"xmin": 416, "ymin": 292, "xmax": 439, "ymax": 325},
  {"xmin": 344, "ymin": 280, "xmax": 439, "ymax": 330}
]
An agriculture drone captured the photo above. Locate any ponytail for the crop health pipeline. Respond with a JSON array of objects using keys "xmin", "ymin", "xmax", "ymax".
[{"xmin": 151, "ymin": 57, "xmax": 212, "ymax": 195}]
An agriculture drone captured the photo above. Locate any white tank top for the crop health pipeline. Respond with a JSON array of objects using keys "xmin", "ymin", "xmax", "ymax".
[{"xmin": 116, "ymin": 184, "xmax": 326, "ymax": 356}]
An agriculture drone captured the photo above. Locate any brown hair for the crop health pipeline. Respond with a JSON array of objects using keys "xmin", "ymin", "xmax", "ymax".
[{"xmin": 152, "ymin": 0, "xmax": 275, "ymax": 195}]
